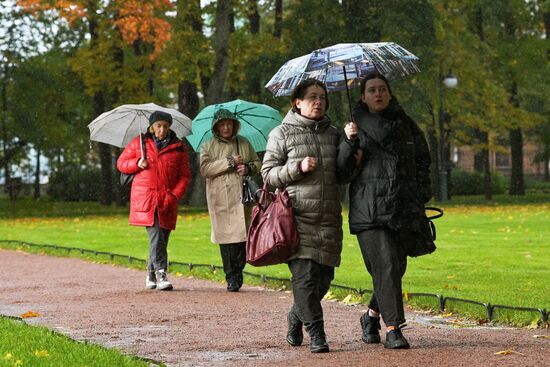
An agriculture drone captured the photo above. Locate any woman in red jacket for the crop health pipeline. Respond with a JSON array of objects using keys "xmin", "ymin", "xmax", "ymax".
[{"xmin": 117, "ymin": 111, "xmax": 191, "ymax": 290}]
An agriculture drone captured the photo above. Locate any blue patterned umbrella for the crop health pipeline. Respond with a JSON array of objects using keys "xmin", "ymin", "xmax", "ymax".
[
  {"xmin": 265, "ymin": 42, "xmax": 420, "ymax": 97},
  {"xmin": 185, "ymin": 99, "xmax": 282, "ymax": 152}
]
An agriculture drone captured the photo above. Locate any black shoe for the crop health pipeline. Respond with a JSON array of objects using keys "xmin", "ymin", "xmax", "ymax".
[
  {"xmin": 227, "ymin": 281, "xmax": 240, "ymax": 292},
  {"xmin": 310, "ymin": 335, "xmax": 329, "ymax": 353},
  {"xmin": 286, "ymin": 311, "xmax": 303, "ymax": 346},
  {"xmin": 384, "ymin": 327, "xmax": 410, "ymax": 349},
  {"xmin": 306, "ymin": 321, "xmax": 329, "ymax": 353},
  {"xmin": 360, "ymin": 313, "xmax": 381, "ymax": 344}
]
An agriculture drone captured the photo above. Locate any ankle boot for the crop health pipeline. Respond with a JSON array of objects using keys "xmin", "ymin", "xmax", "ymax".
[
  {"xmin": 286, "ymin": 311, "xmax": 303, "ymax": 346},
  {"xmin": 305, "ymin": 321, "xmax": 329, "ymax": 353}
]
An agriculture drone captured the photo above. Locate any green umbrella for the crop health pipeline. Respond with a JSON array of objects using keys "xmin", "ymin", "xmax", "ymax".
[{"xmin": 185, "ymin": 99, "xmax": 282, "ymax": 152}]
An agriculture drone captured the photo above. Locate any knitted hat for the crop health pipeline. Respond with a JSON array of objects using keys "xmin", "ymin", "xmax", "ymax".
[
  {"xmin": 149, "ymin": 110, "xmax": 173, "ymax": 125},
  {"xmin": 212, "ymin": 108, "xmax": 238, "ymax": 125}
]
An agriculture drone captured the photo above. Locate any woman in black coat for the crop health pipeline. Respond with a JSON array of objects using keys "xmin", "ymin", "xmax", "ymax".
[{"xmin": 337, "ymin": 72, "xmax": 432, "ymax": 349}]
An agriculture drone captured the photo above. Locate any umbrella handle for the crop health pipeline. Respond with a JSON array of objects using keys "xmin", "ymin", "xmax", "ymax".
[
  {"xmin": 343, "ymin": 65, "xmax": 357, "ymax": 138},
  {"xmin": 140, "ymin": 133, "xmax": 148, "ymax": 161}
]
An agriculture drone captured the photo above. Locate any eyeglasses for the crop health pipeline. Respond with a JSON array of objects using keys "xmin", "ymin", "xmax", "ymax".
[{"xmin": 303, "ymin": 94, "xmax": 327, "ymax": 102}]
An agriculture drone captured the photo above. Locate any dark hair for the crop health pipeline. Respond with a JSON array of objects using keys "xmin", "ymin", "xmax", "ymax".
[
  {"xmin": 359, "ymin": 71, "xmax": 393, "ymax": 96},
  {"xmin": 290, "ymin": 79, "xmax": 329, "ymax": 112}
]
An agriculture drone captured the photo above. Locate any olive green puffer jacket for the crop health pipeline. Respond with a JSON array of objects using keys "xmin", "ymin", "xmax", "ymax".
[{"xmin": 261, "ymin": 109, "xmax": 343, "ymax": 268}]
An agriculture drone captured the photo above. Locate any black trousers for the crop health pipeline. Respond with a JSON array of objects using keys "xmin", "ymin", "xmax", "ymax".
[
  {"xmin": 357, "ymin": 228, "xmax": 407, "ymax": 327},
  {"xmin": 219, "ymin": 242, "xmax": 246, "ymax": 284},
  {"xmin": 288, "ymin": 259, "xmax": 334, "ymax": 325},
  {"xmin": 146, "ymin": 211, "xmax": 171, "ymax": 272}
]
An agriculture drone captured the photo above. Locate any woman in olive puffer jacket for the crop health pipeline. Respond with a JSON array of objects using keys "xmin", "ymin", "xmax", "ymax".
[{"xmin": 262, "ymin": 79, "xmax": 343, "ymax": 354}]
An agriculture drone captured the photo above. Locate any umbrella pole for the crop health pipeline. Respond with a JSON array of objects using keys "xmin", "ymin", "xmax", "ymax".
[{"xmin": 343, "ymin": 65, "xmax": 354, "ymax": 122}]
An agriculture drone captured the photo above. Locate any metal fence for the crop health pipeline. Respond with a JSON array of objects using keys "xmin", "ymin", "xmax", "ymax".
[{"xmin": 1, "ymin": 240, "xmax": 547, "ymax": 325}]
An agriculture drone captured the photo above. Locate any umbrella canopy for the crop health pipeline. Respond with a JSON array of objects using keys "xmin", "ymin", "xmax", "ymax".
[
  {"xmin": 87, "ymin": 103, "xmax": 192, "ymax": 148},
  {"xmin": 265, "ymin": 42, "xmax": 420, "ymax": 98},
  {"xmin": 185, "ymin": 99, "xmax": 282, "ymax": 152}
]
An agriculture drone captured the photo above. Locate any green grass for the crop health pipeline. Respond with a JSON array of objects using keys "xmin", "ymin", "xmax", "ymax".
[
  {"xmin": 1, "ymin": 195, "xmax": 549, "ymax": 326},
  {"xmin": 0, "ymin": 317, "xmax": 160, "ymax": 367}
]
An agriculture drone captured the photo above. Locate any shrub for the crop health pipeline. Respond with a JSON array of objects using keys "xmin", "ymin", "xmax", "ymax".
[
  {"xmin": 450, "ymin": 169, "xmax": 507, "ymax": 195},
  {"xmin": 48, "ymin": 166, "xmax": 102, "ymax": 201}
]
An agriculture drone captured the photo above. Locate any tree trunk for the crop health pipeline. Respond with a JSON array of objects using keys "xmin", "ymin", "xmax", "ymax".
[
  {"xmin": 476, "ymin": 130, "xmax": 492, "ymax": 200},
  {"xmin": 545, "ymin": 155, "xmax": 549, "ymax": 181},
  {"xmin": 205, "ymin": 0, "xmax": 233, "ymax": 105},
  {"xmin": 94, "ymin": 92, "xmax": 112, "ymax": 206},
  {"xmin": 34, "ymin": 147, "xmax": 41, "ymax": 199},
  {"xmin": 248, "ymin": 0, "xmax": 260, "ymax": 34},
  {"xmin": 1, "ymin": 62, "xmax": 14, "ymax": 202},
  {"xmin": 473, "ymin": 129, "xmax": 485, "ymax": 172},
  {"xmin": 508, "ymin": 81, "xmax": 524, "ymax": 195},
  {"xmin": 88, "ymin": 1, "xmax": 112, "ymax": 206},
  {"xmin": 274, "ymin": 0, "xmax": 282, "ymax": 38},
  {"xmin": 509, "ymin": 127, "xmax": 524, "ymax": 195},
  {"xmin": 428, "ymin": 119, "xmax": 440, "ymax": 201}
]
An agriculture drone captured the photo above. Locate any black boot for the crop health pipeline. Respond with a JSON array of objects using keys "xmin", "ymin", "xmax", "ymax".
[
  {"xmin": 359, "ymin": 313, "xmax": 381, "ymax": 343},
  {"xmin": 305, "ymin": 321, "xmax": 329, "ymax": 353},
  {"xmin": 286, "ymin": 311, "xmax": 303, "ymax": 346}
]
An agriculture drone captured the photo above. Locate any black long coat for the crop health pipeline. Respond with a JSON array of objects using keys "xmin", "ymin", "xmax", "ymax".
[{"xmin": 337, "ymin": 100, "xmax": 432, "ymax": 235}]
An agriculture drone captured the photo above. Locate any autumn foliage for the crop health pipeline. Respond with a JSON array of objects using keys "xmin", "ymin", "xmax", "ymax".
[{"xmin": 17, "ymin": 0, "xmax": 173, "ymax": 59}]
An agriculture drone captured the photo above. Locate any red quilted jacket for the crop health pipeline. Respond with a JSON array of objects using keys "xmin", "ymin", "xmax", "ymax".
[{"xmin": 117, "ymin": 132, "xmax": 191, "ymax": 230}]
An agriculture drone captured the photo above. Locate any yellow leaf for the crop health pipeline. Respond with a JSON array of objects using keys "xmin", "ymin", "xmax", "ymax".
[
  {"xmin": 342, "ymin": 294, "xmax": 353, "ymax": 304},
  {"xmin": 34, "ymin": 350, "xmax": 50, "ymax": 357},
  {"xmin": 323, "ymin": 291, "xmax": 337, "ymax": 300},
  {"xmin": 174, "ymin": 272, "xmax": 183, "ymax": 277},
  {"xmin": 14, "ymin": 360, "xmax": 23, "ymax": 367},
  {"xmin": 3, "ymin": 353, "xmax": 13, "ymax": 360},
  {"xmin": 533, "ymin": 335, "xmax": 550, "ymax": 339},
  {"xmin": 403, "ymin": 291, "xmax": 409, "ymax": 301},
  {"xmin": 494, "ymin": 350, "xmax": 524, "ymax": 356},
  {"xmin": 20, "ymin": 311, "xmax": 40, "ymax": 318}
]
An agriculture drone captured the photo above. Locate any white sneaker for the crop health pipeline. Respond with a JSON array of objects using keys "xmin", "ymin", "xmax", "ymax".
[
  {"xmin": 156, "ymin": 270, "xmax": 173, "ymax": 291},
  {"xmin": 146, "ymin": 272, "xmax": 157, "ymax": 289}
]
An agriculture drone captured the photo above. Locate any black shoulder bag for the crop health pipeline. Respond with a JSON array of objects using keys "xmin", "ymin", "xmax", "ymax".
[
  {"xmin": 406, "ymin": 207, "xmax": 444, "ymax": 257},
  {"xmin": 120, "ymin": 134, "xmax": 147, "ymax": 186}
]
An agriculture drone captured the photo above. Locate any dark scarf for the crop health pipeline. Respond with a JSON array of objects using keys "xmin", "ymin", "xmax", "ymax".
[{"xmin": 152, "ymin": 131, "xmax": 175, "ymax": 151}]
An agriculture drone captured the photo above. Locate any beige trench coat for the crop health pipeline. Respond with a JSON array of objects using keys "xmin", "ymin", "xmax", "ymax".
[{"xmin": 200, "ymin": 133, "xmax": 261, "ymax": 244}]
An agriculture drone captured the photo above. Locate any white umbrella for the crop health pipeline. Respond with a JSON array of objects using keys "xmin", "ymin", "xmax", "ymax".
[{"xmin": 87, "ymin": 103, "xmax": 192, "ymax": 148}]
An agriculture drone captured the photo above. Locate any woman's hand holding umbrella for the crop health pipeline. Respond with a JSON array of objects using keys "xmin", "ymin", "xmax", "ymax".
[
  {"xmin": 138, "ymin": 157, "xmax": 149, "ymax": 169},
  {"xmin": 344, "ymin": 122, "xmax": 358, "ymax": 140}
]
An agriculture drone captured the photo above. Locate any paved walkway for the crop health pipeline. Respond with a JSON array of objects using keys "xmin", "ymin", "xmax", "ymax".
[{"xmin": 0, "ymin": 250, "xmax": 548, "ymax": 366}]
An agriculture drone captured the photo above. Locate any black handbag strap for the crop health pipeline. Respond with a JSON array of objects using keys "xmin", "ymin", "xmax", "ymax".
[{"xmin": 425, "ymin": 207, "xmax": 444, "ymax": 220}]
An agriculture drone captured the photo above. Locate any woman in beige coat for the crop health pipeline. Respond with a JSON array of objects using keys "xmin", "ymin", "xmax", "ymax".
[{"xmin": 200, "ymin": 108, "xmax": 261, "ymax": 292}]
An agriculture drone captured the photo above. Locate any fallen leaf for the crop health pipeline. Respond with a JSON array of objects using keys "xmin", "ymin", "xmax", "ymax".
[
  {"xmin": 533, "ymin": 335, "xmax": 550, "ymax": 339},
  {"xmin": 342, "ymin": 294, "xmax": 353, "ymax": 304},
  {"xmin": 3, "ymin": 353, "xmax": 13, "ymax": 360},
  {"xmin": 20, "ymin": 311, "xmax": 40, "ymax": 318},
  {"xmin": 34, "ymin": 350, "xmax": 49, "ymax": 358},
  {"xmin": 494, "ymin": 350, "xmax": 524, "ymax": 356}
]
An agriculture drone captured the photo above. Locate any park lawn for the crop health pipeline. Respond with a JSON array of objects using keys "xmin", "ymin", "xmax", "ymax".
[
  {"xmin": 1, "ymin": 196, "xmax": 549, "ymax": 312},
  {"xmin": 0, "ymin": 317, "xmax": 156, "ymax": 367}
]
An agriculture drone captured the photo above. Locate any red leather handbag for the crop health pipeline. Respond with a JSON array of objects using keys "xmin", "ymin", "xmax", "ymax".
[{"xmin": 246, "ymin": 183, "xmax": 299, "ymax": 266}]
